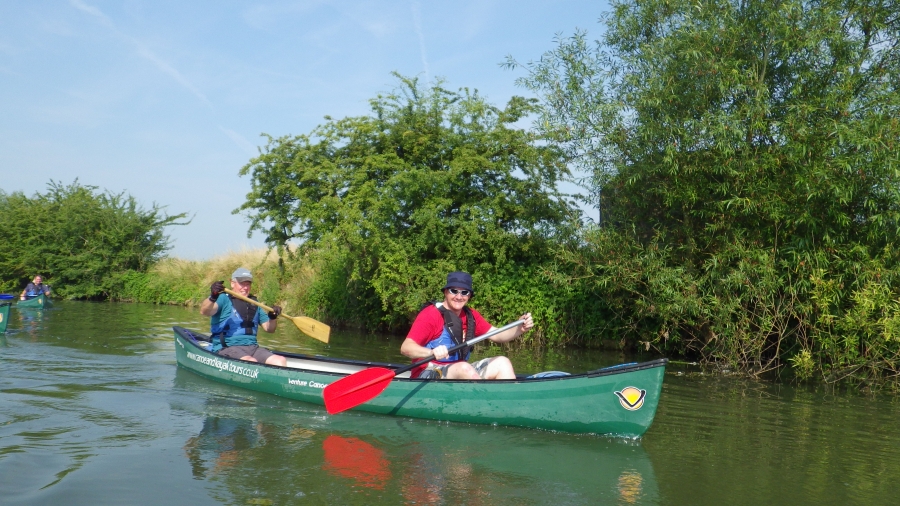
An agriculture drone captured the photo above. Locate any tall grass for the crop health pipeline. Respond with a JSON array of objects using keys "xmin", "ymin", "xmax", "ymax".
[{"xmin": 112, "ymin": 248, "xmax": 283, "ymax": 306}]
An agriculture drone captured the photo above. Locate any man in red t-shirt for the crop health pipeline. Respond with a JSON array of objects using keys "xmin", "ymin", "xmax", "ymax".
[{"xmin": 400, "ymin": 271, "xmax": 534, "ymax": 380}]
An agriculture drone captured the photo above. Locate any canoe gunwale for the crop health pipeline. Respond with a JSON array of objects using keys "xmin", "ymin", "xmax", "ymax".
[
  {"xmin": 173, "ymin": 326, "xmax": 667, "ymax": 436},
  {"xmin": 173, "ymin": 326, "xmax": 668, "ymax": 381}
]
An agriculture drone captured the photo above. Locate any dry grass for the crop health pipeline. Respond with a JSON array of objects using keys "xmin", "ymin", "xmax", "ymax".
[
  {"xmin": 152, "ymin": 247, "xmax": 279, "ymax": 287},
  {"xmin": 145, "ymin": 246, "xmax": 326, "ymax": 320}
]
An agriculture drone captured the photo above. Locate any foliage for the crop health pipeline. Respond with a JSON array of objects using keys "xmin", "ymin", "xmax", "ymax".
[
  {"xmin": 0, "ymin": 180, "xmax": 188, "ymax": 299},
  {"xmin": 236, "ymin": 74, "xmax": 580, "ymax": 330},
  {"xmin": 113, "ymin": 270, "xmax": 198, "ymax": 304},
  {"xmin": 509, "ymin": 0, "xmax": 900, "ymax": 384}
]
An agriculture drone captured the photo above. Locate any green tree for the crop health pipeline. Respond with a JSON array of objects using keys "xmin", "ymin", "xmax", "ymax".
[
  {"xmin": 508, "ymin": 1, "xmax": 900, "ymax": 382},
  {"xmin": 0, "ymin": 180, "xmax": 188, "ymax": 298},
  {"xmin": 236, "ymin": 74, "xmax": 579, "ymax": 329}
]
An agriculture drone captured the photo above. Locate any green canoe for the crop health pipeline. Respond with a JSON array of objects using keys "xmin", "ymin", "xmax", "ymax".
[
  {"xmin": 0, "ymin": 302, "xmax": 10, "ymax": 333},
  {"xmin": 173, "ymin": 326, "xmax": 667, "ymax": 437},
  {"xmin": 17, "ymin": 295, "xmax": 52, "ymax": 309}
]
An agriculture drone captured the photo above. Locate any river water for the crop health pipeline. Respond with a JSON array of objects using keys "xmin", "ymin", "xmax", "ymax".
[{"xmin": 1, "ymin": 301, "xmax": 898, "ymax": 505}]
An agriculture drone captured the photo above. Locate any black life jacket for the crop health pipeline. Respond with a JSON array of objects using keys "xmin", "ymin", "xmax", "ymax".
[{"xmin": 432, "ymin": 302, "xmax": 476, "ymax": 360}]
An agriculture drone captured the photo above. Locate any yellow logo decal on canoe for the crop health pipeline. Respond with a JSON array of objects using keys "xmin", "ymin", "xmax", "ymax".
[
  {"xmin": 0, "ymin": 313, "xmax": 3, "ymax": 322},
  {"xmin": 615, "ymin": 386, "xmax": 646, "ymax": 411}
]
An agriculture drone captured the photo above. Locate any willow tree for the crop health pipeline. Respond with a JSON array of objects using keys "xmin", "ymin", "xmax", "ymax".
[
  {"xmin": 236, "ymin": 74, "xmax": 578, "ymax": 330},
  {"xmin": 509, "ymin": 1, "xmax": 900, "ymax": 383}
]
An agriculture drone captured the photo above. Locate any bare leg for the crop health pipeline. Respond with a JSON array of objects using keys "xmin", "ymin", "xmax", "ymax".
[
  {"xmin": 482, "ymin": 356, "xmax": 516, "ymax": 380},
  {"xmin": 444, "ymin": 362, "xmax": 482, "ymax": 380},
  {"xmin": 265, "ymin": 354, "xmax": 287, "ymax": 367}
]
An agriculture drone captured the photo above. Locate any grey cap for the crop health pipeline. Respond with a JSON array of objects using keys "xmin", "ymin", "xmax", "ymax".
[{"xmin": 231, "ymin": 267, "xmax": 253, "ymax": 282}]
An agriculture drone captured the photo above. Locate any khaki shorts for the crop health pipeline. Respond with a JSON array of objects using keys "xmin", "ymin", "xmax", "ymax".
[
  {"xmin": 418, "ymin": 357, "xmax": 496, "ymax": 379},
  {"xmin": 217, "ymin": 345, "xmax": 275, "ymax": 363}
]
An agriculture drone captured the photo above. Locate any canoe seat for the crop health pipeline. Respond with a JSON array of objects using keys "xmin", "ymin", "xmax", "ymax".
[{"xmin": 525, "ymin": 371, "xmax": 571, "ymax": 379}]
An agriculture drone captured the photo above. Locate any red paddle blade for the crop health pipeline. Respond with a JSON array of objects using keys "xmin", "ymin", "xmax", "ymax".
[{"xmin": 323, "ymin": 367, "xmax": 396, "ymax": 415}]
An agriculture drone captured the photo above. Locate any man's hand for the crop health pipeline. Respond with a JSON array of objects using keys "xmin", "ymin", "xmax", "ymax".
[
  {"xmin": 432, "ymin": 345, "xmax": 449, "ymax": 360},
  {"xmin": 267, "ymin": 305, "xmax": 282, "ymax": 320},
  {"xmin": 209, "ymin": 281, "xmax": 224, "ymax": 302},
  {"xmin": 519, "ymin": 313, "xmax": 534, "ymax": 333}
]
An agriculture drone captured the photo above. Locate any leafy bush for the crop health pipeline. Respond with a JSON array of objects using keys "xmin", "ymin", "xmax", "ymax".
[
  {"xmin": 0, "ymin": 180, "xmax": 187, "ymax": 298},
  {"xmin": 508, "ymin": 0, "xmax": 900, "ymax": 385},
  {"xmin": 235, "ymin": 74, "xmax": 581, "ymax": 331}
]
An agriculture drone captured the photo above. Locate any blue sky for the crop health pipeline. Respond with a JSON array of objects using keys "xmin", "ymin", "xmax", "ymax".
[{"xmin": 1, "ymin": 0, "xmax": 607, "ymax": 260}]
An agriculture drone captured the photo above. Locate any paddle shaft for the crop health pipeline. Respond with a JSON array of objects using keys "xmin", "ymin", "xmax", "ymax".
[
  {"xmin": 395, "ymin": 319, "xmax": 526, "ymax": 376},
  {"xmin": 347, "ymin": 320, "xmax": 524, "ymax": 393},
  {"xmin": 323, "ymin": 319, "xmax": 527, "ymax": 413},
  {"xmin": 223, "ymin": 287, "xmax": 278, "ymax": 314},
  {"xmin": 222, "ymin": 287, "xmax": 331, "ymax": 343}
]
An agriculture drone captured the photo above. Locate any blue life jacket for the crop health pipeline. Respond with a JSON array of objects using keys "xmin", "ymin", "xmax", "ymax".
[
  {"xmin": 25, "ymin": 283, "xmax": 47, "ymax": 297},
  {"xmin": 425, "ymin": 303, "xmax": 476, "ymax": 363},
  {"xmin": 211, "ymin": 295, "xmax": 260, "ymax": 349}
]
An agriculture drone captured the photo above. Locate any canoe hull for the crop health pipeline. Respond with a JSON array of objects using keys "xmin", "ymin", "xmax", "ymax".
[
  {"xmin": 17, "ymin": 296, "xmax": 51, "ymax": 309},
  {"xmin": 0, "ymin": 302, "xmax": 9, "ymax": 333},
  {"xmin": 173, "ymin": 326, "xmax": 666, "ymax": 437}
]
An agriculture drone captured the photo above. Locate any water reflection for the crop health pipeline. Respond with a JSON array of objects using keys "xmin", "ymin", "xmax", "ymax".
[
  {"xmin": 13, "ymin": 306, "xmax": 45, "ymax": 339},
  {"xmin": 322, "ymin": 435, "xmax": 392, "ymax": 489},
  {"xmin": 172, "ymin": 368, "xmax": 660, "ymax": 505},
  {"xmin": 184, "ymin": 414, "xmax": 270, "ymax": 480}
]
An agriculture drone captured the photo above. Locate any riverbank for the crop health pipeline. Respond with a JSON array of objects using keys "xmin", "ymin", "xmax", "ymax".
[{"xmin": 101, "ymin": 247, "xmax": 900, "ymax": 392}]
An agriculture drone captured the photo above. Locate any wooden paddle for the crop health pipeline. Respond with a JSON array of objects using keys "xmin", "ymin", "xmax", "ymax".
[
  {"xmin": 223, "ymin": 288, "xmax": 330, "ymax": 343},
  {"xmin": 323, "ymin": 319, "xmax": 525, "ymax": 414}
]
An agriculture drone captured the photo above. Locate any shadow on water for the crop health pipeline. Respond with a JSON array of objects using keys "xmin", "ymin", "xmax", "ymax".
[{"xmin": 172, "ymin": 368, "xmax": 660, "ymax": 506}]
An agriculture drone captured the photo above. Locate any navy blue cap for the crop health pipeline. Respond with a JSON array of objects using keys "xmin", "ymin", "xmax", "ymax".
[{"xmin": 442, "ymin": 271, "xmax": 473, "ymax": 293}]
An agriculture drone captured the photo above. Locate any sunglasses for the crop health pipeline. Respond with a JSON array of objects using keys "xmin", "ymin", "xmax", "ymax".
[{"xmin": 447, "ymin": 288, "xmax": 472, "ymax": 296}]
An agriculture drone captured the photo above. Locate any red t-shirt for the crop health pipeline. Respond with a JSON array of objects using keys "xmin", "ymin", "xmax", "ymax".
[{"xmin": 405, "ymin": 305, "xmax": 493, "ymax": 378}]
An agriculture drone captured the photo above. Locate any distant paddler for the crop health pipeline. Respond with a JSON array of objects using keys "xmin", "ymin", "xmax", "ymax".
[{"xmin": 20, "ymin": 275, "xmax": 51, "ymax": 300}]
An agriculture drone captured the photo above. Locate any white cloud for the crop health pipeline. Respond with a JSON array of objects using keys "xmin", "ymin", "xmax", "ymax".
[
  {"xmin": 69, "ymin": 0, "xmax": 211, "ymax": 108},
  {"xmin": 219, "ymin": 126, "xmax": 259, "ymax": 157},
  {"xmin": 69, "ymin": 0, "xmax": 114, "ymax": 27},
  {"xmin": 411, "ymin": 1, "xmax": 429, "ymax": 83},
  {"xmin": 134, "ymin": 44, "xmax": 212, "ymax": 108}
]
